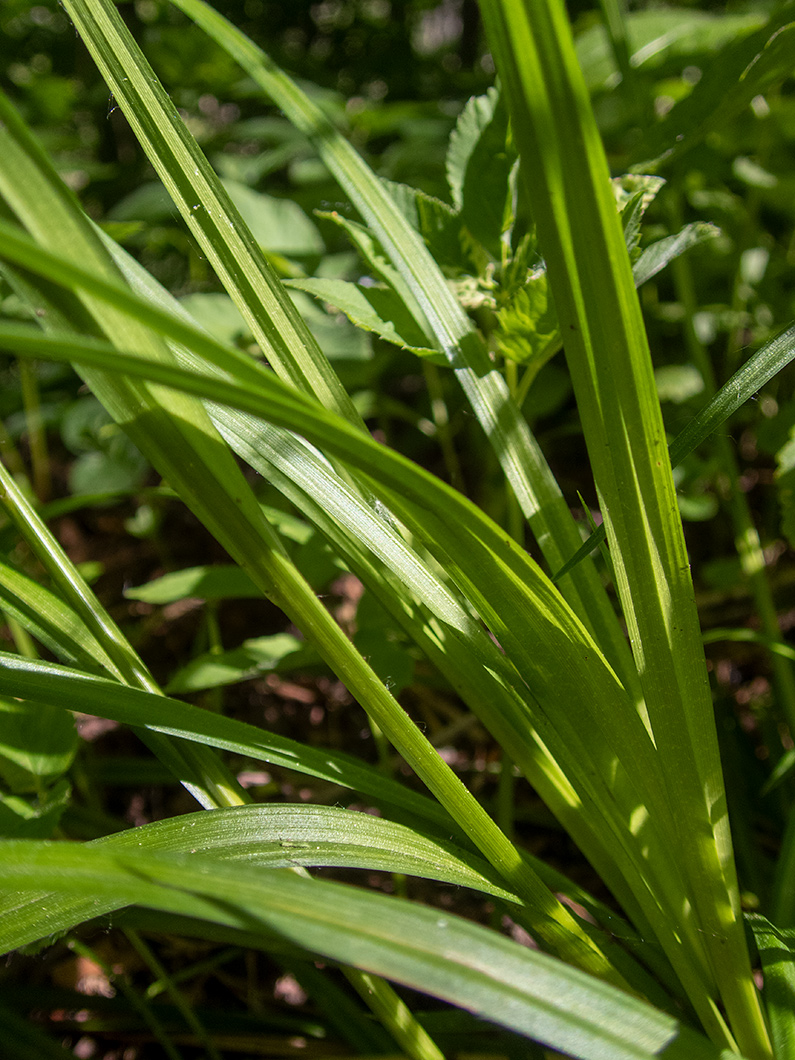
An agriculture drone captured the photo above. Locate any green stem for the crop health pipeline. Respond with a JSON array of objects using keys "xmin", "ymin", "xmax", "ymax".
[
  {"xmin": 0, "ymin": 459, "xmax": 247, "ymax": 810},
  {"xmin": 69, "ymin": 936, "xmax": 185, "ymax": 1060},
  {"xmin": 18, "ymin": 359, "xmax": 50, "ymax": 501},
  {"xmin": 343, "ymin": 969, "xmax": 446, "ymax": 1060},
  {"xmin": 422, "ymin": 360, "xmax": 463, "ymax": 491},
  {"xmin": 668, "ymin": 195, "xmax": 795, "ymax": 737},
  {"xmin": 125, "ymin": 928, "xmax": 224, "ymax": 1060}
]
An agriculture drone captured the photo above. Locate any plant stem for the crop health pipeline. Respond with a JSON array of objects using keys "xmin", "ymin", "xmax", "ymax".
[{"xmin": 668, "ymin": 194, "xmax": 795, "ymax": 737}]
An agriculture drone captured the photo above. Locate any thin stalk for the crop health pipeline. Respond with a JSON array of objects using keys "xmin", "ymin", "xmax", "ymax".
[
  {"xmin": 0, "ymin": 459, "xmax": 246, "ymax": 811},
  {"xmin": 668, "ymin": 195, "xmax": 795, "ymax": 736},
  {"xmin": 596, "ymin": 0, "xmax": 637, "ymax": 113},
  {"xmin": 250, "ymin": 546, "xmax": 632, "ymax": 989},
  {"xmin": 773, "ymin": 806, "xmax": 795, "ymax": 924},
  {"xmin": 422, "ymin": 359, "xmax": 463, "ymax": 491},
  {"xmin": 69, "ymin": 937, "xmax": 185, "ymax": 1060},
  {"xmin": 343, "ymin": 969, "xmax": 446, "ymax": 1060},
  {"xmin": 17, "ymin": 359, "xmax": 50, "ymax": 501},
  {"xmin": 0, "ymin": 415, "xmax": 29, "ymax": 484},
  {"xmin": 124, "ymin": 928, "xmax": 224, "ymax": 1060},
  {"xmin": 496, "ymin": 750, "xmax": 516, "ymax": 842},
  {"xmin": 3, "ymin": 610, "xmax": 37, "ymax": 659},
  {"xmin": 201, "ymin": 601, "xmax": 224, "ymax": 713}
]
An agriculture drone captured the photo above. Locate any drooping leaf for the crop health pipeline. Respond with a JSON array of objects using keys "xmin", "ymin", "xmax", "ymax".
[
  {"xmin": 0, "ymin": 779, "xmax": 71, "ymax": 840},
  {"xmin": 0, "ymin": 652, "xmax": 452, "ymax": 828},
  {"xmin": 0, "ymin": 840, "xmax": 734, "ymax": 1060},
  {"xmin": 286, "ymin": 277, "xmax": 439, "ymax": 359},
  {"xmin": 0, "ymin": 561, "xmax": 117, "ymax": 676},
  {"xmin": 125, "ymin": 564, "xmax": 264, "ymax": 604},
  {"xmin": 0, "ymin": 700, "xmax": 78, "ymax": 790},
  {"xmin": 633, "ymin": 224, "xmax": 720, "ymax": 288},
  {"xmin": 165, "ymin": 633, "xmax": 310, "ymax": 694}
]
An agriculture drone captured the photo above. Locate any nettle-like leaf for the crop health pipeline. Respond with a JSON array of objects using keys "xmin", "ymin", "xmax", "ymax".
[
  {"xmin": 496, "ymin": 271, "xmax": 558, "ymax": 370},
  {"xmin": 446, "ymin": 86, "xmax": 515, "ymax": 258},
  {"xmin": 381, "ymin": 179, "xmax": 463, "ymax": 271},
  {"xmin": 223, "ymin": 178, "xmax": 325, "ymax": 260}
]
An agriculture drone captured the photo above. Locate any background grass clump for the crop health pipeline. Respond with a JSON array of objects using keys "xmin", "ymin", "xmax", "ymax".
[{"xmin": 2, "ymin": 1, "xmax": 795, "ymax": 1058}]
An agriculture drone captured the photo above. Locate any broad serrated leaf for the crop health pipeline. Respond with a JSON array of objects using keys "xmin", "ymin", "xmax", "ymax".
[
  {"xmin": 223, "ymin": 179, "xmax": 324, "ymax": 258},
  {"xmin": 446, "ymin": 87, "xmax": 499, "ymax": 209},
  {"xmin": 496, "ymin": 271, "xmax": 559, "ymax": 368},
  {"xmin": 446, "ymin": 87, "xmax": 514, "ymax": 256},
  {"xmin": 382, "ymin": 179, "xmax": 463, "ymax": 270}
]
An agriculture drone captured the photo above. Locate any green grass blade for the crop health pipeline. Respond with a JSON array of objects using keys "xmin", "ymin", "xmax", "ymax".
[
  {"xmin": 0, "ymin": 559, "xmax": 117, "ymax": 676},
  {"xmin": 0, "ymin": 90, "xmax": 610, "ymax": 973},
  {"xmin": 0, "ymin": 79, "xmax": 730, "ymax": 1004},
  {"xmin": 477, "ymin": 0, "xmax": 769, "ymax": 1053},
  {"xmin": 0, "ymin": 226, "xmax": 659, "ymax": 933},
  {"xmin": 0, "ymin": 841, "xmax": 739, "ymax": 1060},
  {"xmin": 0, "ymin": 226, "xmax": 645, "ymax": 929},
  {"xmin": 0, "ymin": 805, "xmax": 526, "ymax": 963},
  {"xmin": 343, "ymin": 971, "xmax": 445, "ymax": 1060},
  {"xmin": 746, "ymin": 915, "xmax": 795, "ymax": 1060},
  {"xmin": 2, "ymin": 801, "xmax": 667, "ymax": 1002},
  {"xmin": 60, "ymin": 0, "xmax": 361, "ymax": 428},
  {"xmin": 667, "ymin": 324, "xmax": 795, "ymax": 468},
  {"xmin": 552, "ymin": 322, "xmax": 795, "ymax": 581},
  {"xmin": 163, "ymin": 0, "xmax": 640, "ymax": 693},
  {"xmin": 0, "ymin": 652, "xmax": 452, "ymax": 827},
  {"xmin": 0, "ymin": 320, "xmax": 725, "ymax": 1006}
]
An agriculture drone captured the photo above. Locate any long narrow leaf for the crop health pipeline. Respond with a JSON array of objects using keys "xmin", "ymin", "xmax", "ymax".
[
  {"xmin": 0, "ymin": 841, "xmax": 737, "ymax": 1060},
  {"xmin": 0, "ymin": 318, "xmax": 725, "ymax": 1008},
  {"xmin": 477, "ymin": 0, "xmax": 768, "ymax": 1053},
  {"xmin": 552, "ymin": 323, "xmax": 795, "ymax": 582},
  {"xmin": 161, "ymin": 0, "xmax": 641, "ymax": 695}
]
